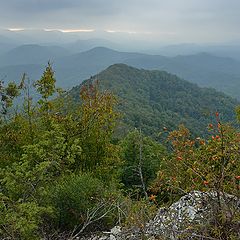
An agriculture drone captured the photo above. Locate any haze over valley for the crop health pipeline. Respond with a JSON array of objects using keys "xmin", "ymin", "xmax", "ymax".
[{"xmin": 1, "ymin": 31, "xmax": 240, "ymax": 99}]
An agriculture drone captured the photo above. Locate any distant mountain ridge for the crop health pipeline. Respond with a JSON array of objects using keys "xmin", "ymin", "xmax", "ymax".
[
  {"xmin": 70, "ymin": 64, "xmax": 238, "ymax": 137},
  {"xmin": 0, "ymin": 44, "xmax": 71, "ymax": 66},
  {"xmin": 55, "ymin": 47, "xmax": 240, "ymax": 98},
  {"xmin": 0, "ymin": 46, "xmax": 240, "ymax": 98}
]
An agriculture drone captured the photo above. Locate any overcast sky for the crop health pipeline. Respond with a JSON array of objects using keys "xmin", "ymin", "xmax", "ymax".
[{"xmin": 1, "ymin": 0, "xmax": 240, "ymax": 43}]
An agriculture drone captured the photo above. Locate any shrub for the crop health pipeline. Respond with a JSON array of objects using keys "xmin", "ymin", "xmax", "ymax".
[
  {"xmin": 49, "ymin": 173, "xmax": 121, "ymax": 234},
  {"xmin": 151, "ymin": 121, "xmax": 240, "ymax": 239},
  {"xmin": 122, "ymin": 197, "xmax": 157, "ymax": 230},
  {"xmin": 0, "ymin": 198, "xmax": 53, "ymax": 240},
  {"xmin": 120, "ymin": 129, "xmax": 166, "ymax": 197}
]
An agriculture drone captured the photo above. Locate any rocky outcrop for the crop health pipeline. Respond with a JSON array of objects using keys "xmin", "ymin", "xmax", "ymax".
[
  {"xmin": 146, "ymin": 190, "xmax": 239, "ymax": 239},
  {"xmin": 78, "ymin": 191, "xmax": 239, "ymax": 240}
]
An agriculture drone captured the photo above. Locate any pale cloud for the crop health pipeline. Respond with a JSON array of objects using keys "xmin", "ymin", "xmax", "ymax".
[
  {"xmin": 1, "ymin": 0, "xmax": 240, "ymax": 43},
  {"xmin": 8, "ymin": 28, "xmax": 25, "ymax": 32},
  {"xmin": 44, "ymin": 28, "xmax": 95, "ymax": 33}
]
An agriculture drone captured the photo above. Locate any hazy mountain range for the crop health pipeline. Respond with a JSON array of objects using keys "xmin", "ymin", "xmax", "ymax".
[{"xmin": 0, "ymin": 42, "xmax": 239, "ymax": 99}]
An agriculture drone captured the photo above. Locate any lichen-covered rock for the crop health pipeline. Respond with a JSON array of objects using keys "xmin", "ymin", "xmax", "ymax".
[{"xmin": 146, "ymin": 191, "xmax": 240, "ymax": 239}]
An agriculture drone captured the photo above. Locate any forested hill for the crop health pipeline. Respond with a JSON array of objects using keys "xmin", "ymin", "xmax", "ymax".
[{"xmin": 70, "ymin": 64, "xmax": 238, "ymax": 137}]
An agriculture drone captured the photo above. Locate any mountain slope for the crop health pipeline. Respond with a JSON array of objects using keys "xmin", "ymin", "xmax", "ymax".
[
  {"xmin": 124, "ymin": 52, "xmax": 240, "ymax": 99},
  {"xmin": 70, "ymin": 64, "xmax": 238, "ymax": 137},
  {"xmin": 0, "ymin": 44, "xmax": 70, "ymax": 66},
  {"xmin": 57, "ymin": 47, "xmax": 240, "ymax": 98},
  {"xmin": 1, "ymin": 46, "xmax": 240, "ymax": 98},
  {"xmin": 63, "ymin": 38, "xmax": 120, "ymax": 53}
]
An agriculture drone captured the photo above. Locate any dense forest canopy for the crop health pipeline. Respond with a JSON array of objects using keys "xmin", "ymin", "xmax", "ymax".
[{"xmin": 70, "ymin": 64, "xmax": 238, "ymax": 138}]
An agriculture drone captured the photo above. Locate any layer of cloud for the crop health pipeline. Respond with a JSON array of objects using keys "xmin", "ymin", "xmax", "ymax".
[{"xmin": 1, "ymin": 0, "xmax": 240, "ymax": 43}]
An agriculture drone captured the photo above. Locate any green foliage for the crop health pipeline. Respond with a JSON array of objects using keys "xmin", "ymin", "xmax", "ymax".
[
  {"xmin": 154, "ymin": 123, "xmax": 240, "ymax": 196},
  {"xmin": 1, "ymin": 63, "xmax": 239, "ymax": 239},
  {"xmin": 35, "ymin": 62, "xmax": 56, "ymax": 100},
  {"xmin": 236, "ymin": 105, "xmax": 240, "ymax": 123},
  {"xmin": 120, "ymin": 129, "xmax": 166, "ymax": 195},
  {"xmin": 35, "ymin": 62, "xmax": 57, "ymax": 114},
  {"xmin": 0, "ymin": 115, "xmax": 28, "ymax": 168},
  {"xmin": 0, "ymin": 65, "xmax": 120, "ymax": 239},
  {"xmin": 0, "ymin": 195, "xmax": 53, "ymax": 240},
  {"xmin": 70, "ymin": 64, "xmax": 238, "ymax": 138},
  {"xmin": 0, "ymin": 80, "xmax": 21, "ymax": 117},
  {"xmin": 75, "ymin": 83, "xmax": 120, "ymax": 174},
  {"xmin": 49, "ymin": 173, "xmax": 120, "ymax": 231},
  {"xmin": 122, "ymin": 197, "xmax": 157, "ymax": 230},
  {"xmin": 151, "ymin": 120, "xmax": 240, "ymax": 239}
]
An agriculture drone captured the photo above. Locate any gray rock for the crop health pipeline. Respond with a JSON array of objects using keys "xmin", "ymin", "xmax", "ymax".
[{"xmin": 146, "ymin": 190, "xmax": 240, "ymax": 239}]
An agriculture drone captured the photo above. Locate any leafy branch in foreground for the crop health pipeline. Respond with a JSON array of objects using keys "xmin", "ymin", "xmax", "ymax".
[{"xmin": 151, "ymin": 114, "xmax": 240, "ymax": 239}]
